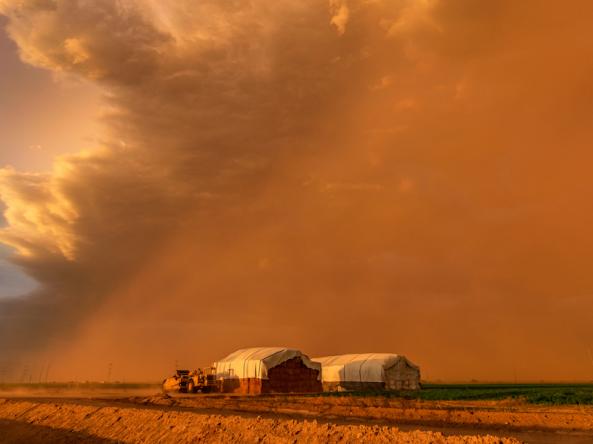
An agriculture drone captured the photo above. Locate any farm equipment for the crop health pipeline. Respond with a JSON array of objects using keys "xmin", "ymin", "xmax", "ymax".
[{"xmin": 162, "ymin": 368, "xmax": 220, "ymax": 394}]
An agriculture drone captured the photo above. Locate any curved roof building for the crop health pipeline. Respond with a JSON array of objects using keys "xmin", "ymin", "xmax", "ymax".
[
  {"xmin": 313, "ymin": 353, "xmax": 420, "ymax": 391},
  {"xmin": 215, "ymin": 347, "xmax": 321, "ymax": 394}
]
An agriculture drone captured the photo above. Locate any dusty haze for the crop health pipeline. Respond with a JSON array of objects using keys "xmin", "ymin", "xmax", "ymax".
[{"xmin": 1, "ymin": 0, "xmax": 593, "ymax": 382}]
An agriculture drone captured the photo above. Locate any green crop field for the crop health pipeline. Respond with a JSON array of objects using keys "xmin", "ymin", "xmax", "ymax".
[{"xmin": 318, "ymin": 383, "xmax": 593, "ymax": 405}]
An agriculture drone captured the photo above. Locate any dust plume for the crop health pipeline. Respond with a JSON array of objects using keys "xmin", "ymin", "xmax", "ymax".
[{"xmin": 1, "ymin": 0, "xmax": 593, "ymax": 381}]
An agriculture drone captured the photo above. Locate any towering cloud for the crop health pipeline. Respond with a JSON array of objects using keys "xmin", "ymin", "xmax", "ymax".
[{"xmin": 1, "ymin": 0, "xmax": 593, "ymax": 381}]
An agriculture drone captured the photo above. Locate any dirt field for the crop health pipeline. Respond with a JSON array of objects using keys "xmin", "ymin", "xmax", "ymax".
[{"xmin": 1, "ymin": 393, "xmax": 593, "ymax": 443}]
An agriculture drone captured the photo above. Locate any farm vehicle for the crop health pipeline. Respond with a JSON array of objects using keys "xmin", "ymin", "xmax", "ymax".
[{"xmin": 162, "ymin": 368, "xmax": 220, "ymax": 394}]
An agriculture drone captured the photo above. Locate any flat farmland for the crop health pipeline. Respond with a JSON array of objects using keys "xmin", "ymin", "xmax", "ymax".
[
  {"xmin": 2, "ymin": 384, "xmax": 593, "ymax": 443},
  {"xmin": 331, "ymin": 383, "xmax": 593, "ymax": 405}
]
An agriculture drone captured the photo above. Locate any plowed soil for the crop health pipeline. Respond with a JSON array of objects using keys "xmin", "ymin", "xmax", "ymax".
[
  {"xmin": 143, "ymin": 393, "xmax": 593, "ymax": 432},
  {"xmin": 1, "ymin": 393, "xmax": 593, "ymax": 443}
]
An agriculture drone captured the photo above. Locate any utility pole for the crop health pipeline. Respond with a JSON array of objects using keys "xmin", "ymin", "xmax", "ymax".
[
  {"xmin": 587, "ymin": 347, "xmax": 593, "ymax": 382},
  {"xmin": 44, "ymin": 363, "xmax": 51, "ymax": 384}
]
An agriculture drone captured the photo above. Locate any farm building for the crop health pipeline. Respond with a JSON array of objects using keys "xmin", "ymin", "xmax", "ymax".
[
  {"xmin": 214, "ymin": 347, "xmax": 322, "ymax": 394},
  {"xmin": 313, "ymin": 353, "xmax": 420, "ymax": 391}
]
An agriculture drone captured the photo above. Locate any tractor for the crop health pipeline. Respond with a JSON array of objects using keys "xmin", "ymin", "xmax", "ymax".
[{"xmin": 162, "ymin": 368, "xmax": 220, "ymax": 393}]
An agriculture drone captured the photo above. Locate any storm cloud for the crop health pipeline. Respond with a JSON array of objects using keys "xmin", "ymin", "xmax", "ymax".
[{"xmin": 1, "ymin": 0, "xmax": 593, "ymax": 381}]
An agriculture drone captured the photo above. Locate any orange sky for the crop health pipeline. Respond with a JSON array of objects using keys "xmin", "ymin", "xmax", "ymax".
[
  {"xmin": 1, "ymin": 0, "xmax": 593, "ymax": 382},
  {"xmin": 0, "ymin": 20, "xmax": 99, "ymax": 171}
]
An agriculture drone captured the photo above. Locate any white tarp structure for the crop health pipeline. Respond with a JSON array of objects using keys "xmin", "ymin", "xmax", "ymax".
[
  {"xmin": 215, "ymin": 347, "xmax": 321, "ymax": 380},
  {"xmin": 313, "ymin": 353, "xmax": 420, "ymax": 390}
]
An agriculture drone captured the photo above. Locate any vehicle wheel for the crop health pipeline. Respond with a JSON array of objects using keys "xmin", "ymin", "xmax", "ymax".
[{"xmin": 187, "ymin": 380, "xmax": 195, "ymax": 394}]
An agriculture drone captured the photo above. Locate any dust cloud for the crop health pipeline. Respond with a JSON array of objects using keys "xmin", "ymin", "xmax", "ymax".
[{"xmin": 1, "ymin": 0, "xmax": 593, "ymax": 381}]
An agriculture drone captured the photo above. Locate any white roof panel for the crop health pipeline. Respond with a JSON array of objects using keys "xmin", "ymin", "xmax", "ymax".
[
  {"xmin": 313, "ymin": 353, "xmax": 418, "ymax": 383},
  {"xmin": 215, "ymin": 347, "xmax": 321, "ymax": 380}
]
